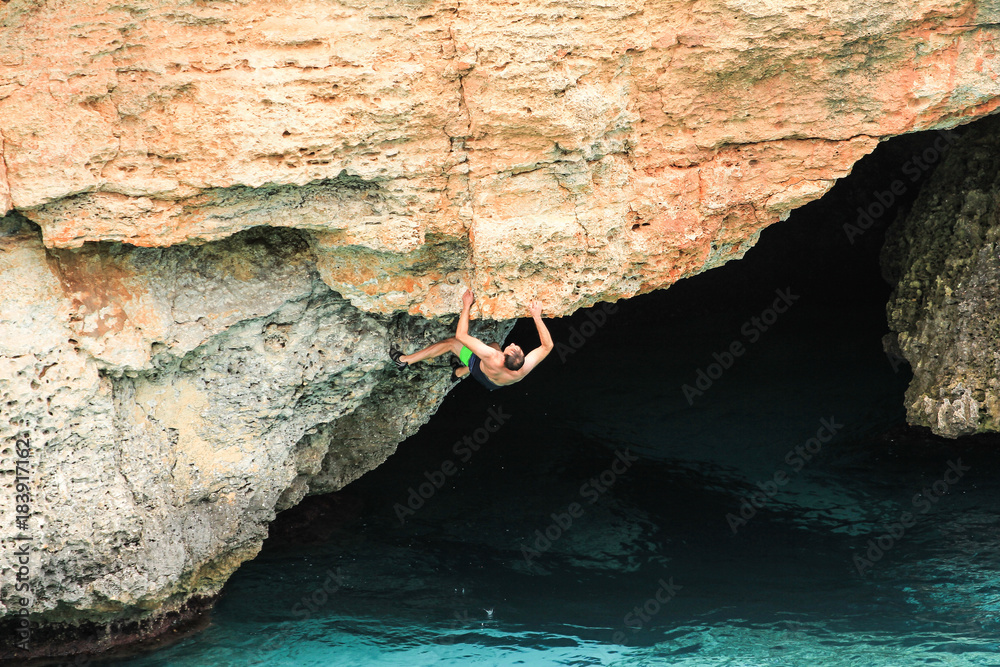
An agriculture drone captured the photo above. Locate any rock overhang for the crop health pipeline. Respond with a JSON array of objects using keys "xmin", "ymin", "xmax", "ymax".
[{"xmin": 2, "ymin": 0, "xmax": 998, "ymax": 319}]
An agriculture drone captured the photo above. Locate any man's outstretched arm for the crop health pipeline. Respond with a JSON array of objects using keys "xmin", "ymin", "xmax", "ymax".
[
  {"xmin": 455, "ymin": 290, "xmax": 501, "ymax": 361},
  {"xmin": 518, "ymin": 301, "xmax": 554, "ymax": 375}
]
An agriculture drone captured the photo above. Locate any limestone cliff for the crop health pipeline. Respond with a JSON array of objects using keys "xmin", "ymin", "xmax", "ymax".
[
  {"xmin": 1, "ymin": 0, "xmax": 1000, "ymax": 659},
  {"xmin": 3, "ymin": 0, "xmax": 1000, "ymax": 318},
  {"xmin": 0, "ymin": 215, "xmax": 510, "ymax": 658},
  {"xmin": 883, "ymin": 115, "xmax": 1000, "ymax": 438}
]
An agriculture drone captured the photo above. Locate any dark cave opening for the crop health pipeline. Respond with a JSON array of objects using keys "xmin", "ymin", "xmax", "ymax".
[
  {"xmin": 197, "ymin": 121, "xmax": 1000, "ymax": 667},
  {"xmin": 268, "ymin": 120, "xmax": 997, "ymax": 550},
  {"xmin": 86, "ymin": 120, "xmax": 1000, "ymax": 667}
]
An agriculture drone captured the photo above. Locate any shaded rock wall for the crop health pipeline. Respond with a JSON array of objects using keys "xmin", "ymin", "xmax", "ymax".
[
  {"xmin": 883, "ymin": 115, "xmax": 1000, "ymax": 438},
  {"xmin": 0, "ymin": 217, "xmax": 510, "ymax": 658}
]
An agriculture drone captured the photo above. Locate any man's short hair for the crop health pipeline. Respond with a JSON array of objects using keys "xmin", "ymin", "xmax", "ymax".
[{"xmin": 504, "ymin": 349, "xmax": 525, "ymax": 371}]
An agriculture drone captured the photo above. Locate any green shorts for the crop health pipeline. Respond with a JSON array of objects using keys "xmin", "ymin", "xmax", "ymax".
[{"xmin": 459, "ymin": 345, "xmax": 473, "ymax": 367}]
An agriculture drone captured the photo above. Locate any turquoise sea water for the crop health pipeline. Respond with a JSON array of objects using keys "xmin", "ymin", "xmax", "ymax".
[{"xmin": 95, "ymin": 202, "xmax": 1000, "ymax": 666}]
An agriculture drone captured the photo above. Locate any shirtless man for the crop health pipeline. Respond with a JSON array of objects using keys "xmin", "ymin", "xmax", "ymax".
[{"xmin": 390, "ymin": 290, "xmax": 554, "ymax": 391}]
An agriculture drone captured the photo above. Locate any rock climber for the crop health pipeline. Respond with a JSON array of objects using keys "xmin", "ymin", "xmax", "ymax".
[{"xmin": 390, "ymin": 290, "xmax": 554, "ymax": 391}]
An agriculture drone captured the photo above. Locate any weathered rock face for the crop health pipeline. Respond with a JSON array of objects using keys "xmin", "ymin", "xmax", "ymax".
[
  {"xmin": 1, "ymin": 0, "xmax": 1000, "ymax": 659},
  {"xmin": 883, "ymin": 115, "xmax": 1000, "ymax": 439},
  {"xmin": 3, "ymin": 0, "xmax": 1000, "ymax": 318},
  {"xmin": 0, "ymin": 215, "xmax": 510, "ymax": 657}
]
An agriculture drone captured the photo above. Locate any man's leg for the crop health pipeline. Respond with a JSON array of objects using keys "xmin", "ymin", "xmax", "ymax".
[{"xmin": 399, "ymin": 338, "xmax": 469, "ymax": 377}]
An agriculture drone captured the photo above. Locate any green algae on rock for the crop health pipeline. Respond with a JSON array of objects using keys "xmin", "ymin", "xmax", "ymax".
[{"xmin": 883, "ymin": 115, "xmax": 1000, "ymax": 438}]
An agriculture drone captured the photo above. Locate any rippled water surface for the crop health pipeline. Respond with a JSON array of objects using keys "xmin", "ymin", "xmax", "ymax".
[{"xmin": 102, "ymin": 163, "xmax": 1000, "ymax": 666}]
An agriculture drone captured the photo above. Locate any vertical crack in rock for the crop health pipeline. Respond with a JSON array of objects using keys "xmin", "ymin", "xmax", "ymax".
[
  {"xmin": 443, "ymin": 0, "xmax": 480, "ymax": 297},
  {"xmin": 0, "ymin": 128, "xmax": 11, "ymax": 215}
]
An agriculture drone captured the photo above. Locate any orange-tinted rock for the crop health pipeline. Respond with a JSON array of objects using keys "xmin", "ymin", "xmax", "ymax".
[{"xmin": 2, "ymin": 0, "xmax": 999, "ymax": 317}]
